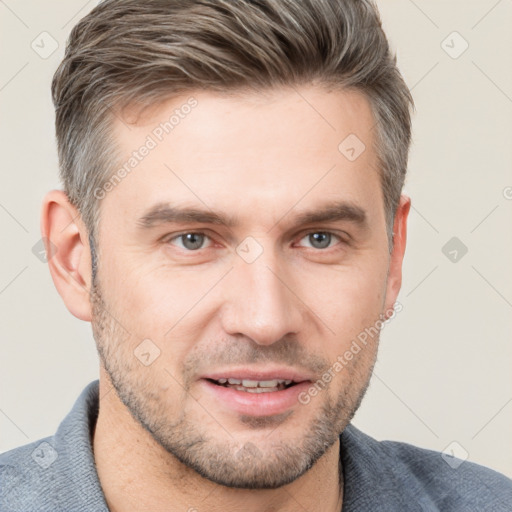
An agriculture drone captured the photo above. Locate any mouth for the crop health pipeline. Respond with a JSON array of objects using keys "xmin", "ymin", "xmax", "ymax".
[
  {"xmin": 199, "ymin": 370, "xmax": 313, "ymax": 417},
  {"xmin": 205, "ymin": 377, "xmax": 297, "ymax": 393}
]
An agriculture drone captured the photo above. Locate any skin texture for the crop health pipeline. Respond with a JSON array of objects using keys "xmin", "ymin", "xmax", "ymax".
[{"xmin": 42, "ymin": 85, "xmax": 410, "ymax": 512}]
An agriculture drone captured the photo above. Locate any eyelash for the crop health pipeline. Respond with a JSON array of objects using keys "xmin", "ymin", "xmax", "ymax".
[{"xmin": 163, "ymin": 230, "xmax": 347, "ymax": 252}]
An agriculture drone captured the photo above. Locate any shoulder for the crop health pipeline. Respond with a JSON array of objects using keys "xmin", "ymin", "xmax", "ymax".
[
  {"xmin": 382, "ymin": 435, "xmax": 512, "ymax": 509},
  {"xmin": 0, "ymin": 380, "xmax": 108, "ymax": 512},
  {"xmin": 341, "ymin": 425, "xmax": 512, "ymax": 511},
  {"xmin": 0, "ymin": 436, "xmax": 60, "ymax": 511}
]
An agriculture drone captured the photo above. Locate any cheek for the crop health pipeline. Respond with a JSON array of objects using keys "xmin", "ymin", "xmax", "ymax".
[
  {"xmin": 302, "ymin": 260, "xmax": 388, "ymax": 335},
  {"xmin": 99, "ymin": 250, "xmax": 193, "ymax": 319},
  {"xmin": 97, "ymin": 263, "xmax": 213, "ymax": 366}
]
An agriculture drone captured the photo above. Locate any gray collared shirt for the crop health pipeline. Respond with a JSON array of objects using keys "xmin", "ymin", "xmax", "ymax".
[{"xmin": 1, "ymin": 380, "xmax": 511, "ymax": 511}]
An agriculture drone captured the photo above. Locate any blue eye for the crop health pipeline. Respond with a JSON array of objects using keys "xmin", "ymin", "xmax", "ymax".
[
  {"xmin": 169, "ymin": 232, "xmax": 211, "ymax": 251},
  {"xmin": 165, "ymin": 230, "xmax": 343, "ymax": 253},
  {"xmin": 299, "ymin": 232, "xmax": 340, "ymax": 249}
]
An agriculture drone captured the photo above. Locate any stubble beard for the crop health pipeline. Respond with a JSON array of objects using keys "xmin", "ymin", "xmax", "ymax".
[{"xmin": 89, "ymin": 277, "xmax": 376, "ymax": 489}]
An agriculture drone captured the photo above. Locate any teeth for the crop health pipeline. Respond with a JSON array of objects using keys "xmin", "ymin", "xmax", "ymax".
[
  {"xmin": 258, "ymin": 379, "xmax": 281, "ymax": 388},
  {"xmin": 216, "ymin": 378, "xmax": 294, "ymax": 390},
  {"xmin": 235, "ymin": 386, "xmax": 278, "ymax": 393},
  {"xmin": 242, "ymin": 379, "xmax": 259, "ymax": 387}
]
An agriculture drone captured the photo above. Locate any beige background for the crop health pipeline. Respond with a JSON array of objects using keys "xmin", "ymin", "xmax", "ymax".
[{"xmin": 1, "ymin": 0, "xmax": 511, "ymax": 478}]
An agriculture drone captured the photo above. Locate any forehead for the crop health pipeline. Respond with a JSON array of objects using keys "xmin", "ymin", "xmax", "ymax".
[{"xmin": 103, "ymin": 86, "xmax": 382, "ymax": 232}]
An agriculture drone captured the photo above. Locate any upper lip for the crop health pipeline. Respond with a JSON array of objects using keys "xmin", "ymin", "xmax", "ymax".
[{"xmin": 201, "ymin": 367, "xmax": 315, "ymax": 383}]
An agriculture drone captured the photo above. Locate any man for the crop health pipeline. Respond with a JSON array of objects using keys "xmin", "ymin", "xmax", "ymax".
[{"xmin": 1, "ymin": 0, "xmax": 511, "ymax": 510}]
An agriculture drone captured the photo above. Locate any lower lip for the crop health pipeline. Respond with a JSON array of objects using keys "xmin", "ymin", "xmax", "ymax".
[{"xmin": 199, "ymin": 379, "xmax": 312, "ymax": 417}]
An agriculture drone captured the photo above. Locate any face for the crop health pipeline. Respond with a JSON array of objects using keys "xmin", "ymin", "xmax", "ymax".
[{"xmin": 90, "ymin": 85, "xmax": 400, "ymax": 489}]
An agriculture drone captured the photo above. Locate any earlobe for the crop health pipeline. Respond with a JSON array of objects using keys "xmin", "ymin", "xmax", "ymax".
[
  {"xmin": 383, "ymin": 194, "xmax": 411, "ymax": 317},
  {"xmin": 41, "ymin": 190, "xmax": 93, "ymax": 321}
]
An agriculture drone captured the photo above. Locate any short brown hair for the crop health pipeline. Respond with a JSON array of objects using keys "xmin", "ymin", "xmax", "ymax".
[{"xmin": 52, "ymin": 0, "xmax": 413, "ymax": 249}]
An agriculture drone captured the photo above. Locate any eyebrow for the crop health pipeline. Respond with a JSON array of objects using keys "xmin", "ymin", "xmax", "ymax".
[{"xmin": 137, "ymin": 200, "xmax": 368, "ymax": 231}]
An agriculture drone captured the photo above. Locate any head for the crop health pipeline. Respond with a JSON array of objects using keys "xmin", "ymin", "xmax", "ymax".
[{"xmin": 44, "ymin": 0, "xmax": 413, "ymax": 490}]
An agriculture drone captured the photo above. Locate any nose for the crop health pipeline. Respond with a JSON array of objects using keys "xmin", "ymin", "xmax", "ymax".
[{"xmin": 220, "ymin": 247, "xmax": 304, "ymax": 346}]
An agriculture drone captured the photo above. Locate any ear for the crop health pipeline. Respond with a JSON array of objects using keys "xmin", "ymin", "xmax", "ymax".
[
  {"xmin": 41, "ymin": 190, "xmax": 93, "ymax": 321},
  {"xmin": 383, "ymin": 194, "xmax": 411, "ymax": 317}
]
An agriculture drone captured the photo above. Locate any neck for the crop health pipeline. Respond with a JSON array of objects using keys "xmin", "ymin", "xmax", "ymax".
[{"xmin": 92, "ymin": 375, "xmax": 343, "ymax": 512}]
